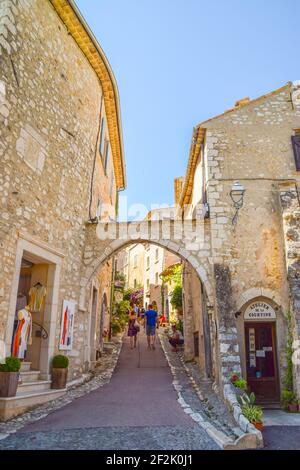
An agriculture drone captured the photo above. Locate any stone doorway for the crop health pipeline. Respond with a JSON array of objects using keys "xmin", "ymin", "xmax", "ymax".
[{"xmin": 5, "ymin": 235, "xmax": 63, "ymax": 380}]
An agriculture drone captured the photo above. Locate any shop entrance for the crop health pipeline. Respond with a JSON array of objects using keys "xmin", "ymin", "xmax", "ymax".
[
  {"xmin": 12, "ymin": 256, "xmax": 48, "ymax": 371},
  {"xmin": 245, "ymin": 322, "xmax": 280, "ymax": 403}
]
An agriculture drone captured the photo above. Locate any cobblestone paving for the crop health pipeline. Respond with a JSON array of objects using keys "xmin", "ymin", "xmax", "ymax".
[
  {"xmin": 0, "ymin": 425, "xmax": 218, "ymax": 450},
  {"xmin": 159, "ymin": 330, "xmax": 240, "ymax": 440},
  {"xmin": 261, "ymin": 426, "xmax": 300, "ymax": 450},
  {"xmin": 0, "ymin": 337, "xmax": 123, "ymax": 437},
  {"xmin": 0, "ymin": 332, "xmax": 219, "ymax": 450}
]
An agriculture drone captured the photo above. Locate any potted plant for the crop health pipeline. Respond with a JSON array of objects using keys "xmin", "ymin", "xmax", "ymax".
[
  {"xmin": 51, "ymin": 354, "xmax": 69, "ymax": 389},
  {"xmin": 230, "ymin": 374, "xmax": 247, "ymax": 396},
  {"xmin": 282, "ymin": 389, "xmax": 299, "ymax": 413},
  {"xmin": 241, "ymin": 403, "xmax": 264, "ymax": 431},
  {"xmin": 0, "ymin": 356, "xmax": 21, "ymax": 397},
  {"xmin": 238, "ymin": 392, "xmax": 264, "ymax": 431}
]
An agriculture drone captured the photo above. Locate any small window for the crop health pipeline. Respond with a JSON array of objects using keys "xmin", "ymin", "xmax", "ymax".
[
  {"xmin": 102, "ymin": 140, "xmax": 110, "ymax": 173},
  {"xmin": 134, "ymin": 279, "xmax": 137, "ymax": 288},
  {"xmin": 99, "ymin": 118, "xmax": 106, "ymax": 157},
  {"xmin": 155, "ymin": 248, "xmax": 159, "ymax": 261},
  {"xmin": 146, "ymin": 279, "xmax": 150, "ymax": 289},
  {"xmin": 134, "ymin": 255, "xmax": 138, "ymax": 268},
  {"xmin": 292, "ymin": 135, "xmax": 300, "ymax": 171},
  {"xmin": 155, "ymin": 273, "xmax": 159, "ymax": 285}
]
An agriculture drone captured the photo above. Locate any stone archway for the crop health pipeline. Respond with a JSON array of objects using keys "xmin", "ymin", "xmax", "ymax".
[{"xmin": 79, "ymin": 220, "xmax": 214, "ymax": 311}]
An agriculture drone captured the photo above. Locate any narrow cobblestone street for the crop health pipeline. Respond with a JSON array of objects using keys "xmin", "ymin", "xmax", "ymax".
[{"xmin": 0, "ymin": 332, "xmax": 219, "ymax": 450}]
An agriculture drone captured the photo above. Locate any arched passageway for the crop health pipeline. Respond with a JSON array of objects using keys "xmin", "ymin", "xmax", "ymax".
[{"xmin": 83, "ymin": 229, "xmax": 217, "ymax": 381}]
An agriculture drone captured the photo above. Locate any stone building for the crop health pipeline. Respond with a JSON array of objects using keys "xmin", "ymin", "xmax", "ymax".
[
  {"xmin": 0, "ymin": 0, "xmax": 125, "ymax": 419},
  {"xmin": 178, "ymin": 81, "xmax": 300, "ymax": 403}
]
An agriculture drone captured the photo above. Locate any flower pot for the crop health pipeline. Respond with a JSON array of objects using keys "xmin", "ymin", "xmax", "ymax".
[
  {"xmin": 51, "ymin": 368, "xmax": 68, "ymax": 389},
  {"xmin": 0, "ymin": 372, "xmax": 19, "ymax": 397},
  {"xmin": 288, "ymin": 403, "xmax": 299, "ymax": 413},
  {"xmin": 253, "ymin": 421, "xmax": 264, "ymax": 431}
]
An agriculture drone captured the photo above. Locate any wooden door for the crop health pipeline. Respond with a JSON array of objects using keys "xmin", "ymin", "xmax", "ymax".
[{"xmin": 245, "ymin": 322, "xmax": 280, "ymax": 402}]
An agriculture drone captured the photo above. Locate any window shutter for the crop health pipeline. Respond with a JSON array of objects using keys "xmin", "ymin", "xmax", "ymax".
[{"xmin": 292, "ymin": 135, "xmax": 300, "ymax": 170}]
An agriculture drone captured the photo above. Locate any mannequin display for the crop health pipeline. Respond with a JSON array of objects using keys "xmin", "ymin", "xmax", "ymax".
[
  {"xmin": 12, "ymin": 306, "xmax": 32, "ymax": 359},
  {"xmin": 28, "ymin": 282, "xmax": 46, "ymax": 313},
  {"xmin": 15, "ymin": 293, "xmax": 27, "ymax": 318}
]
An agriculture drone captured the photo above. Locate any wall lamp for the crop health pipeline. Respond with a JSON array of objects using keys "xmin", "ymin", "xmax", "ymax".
[{"xmin": 230, "ymin": 181, "xmax": 245, "ymax": 226}]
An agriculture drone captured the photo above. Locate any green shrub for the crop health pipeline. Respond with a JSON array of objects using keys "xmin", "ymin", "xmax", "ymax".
[
  {"xmin": 171, "ymin": 285, "xmax": 183, "ymax": 310},
  {"xmin": 52, "ymin": 355, "xmax": 69, "ymax": 369},
  {"xmin": 0, "ymin": 356, "xmax": 21, "ymax": 372},
  {"xmin": 111, "ymin": 319, "xmax": 122, "ymax": 336}
]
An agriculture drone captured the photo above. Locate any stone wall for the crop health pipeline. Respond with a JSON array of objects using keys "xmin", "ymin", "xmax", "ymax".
[
  {"xmin": 0, "ymin": 0, "xmax": 117, "ymax": 379},
  {"xmin": 280, "ymin": 184, "xmax": 300, "ymax": 395}
]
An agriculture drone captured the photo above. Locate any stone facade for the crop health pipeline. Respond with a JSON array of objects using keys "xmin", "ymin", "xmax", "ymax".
[
  {"xmin": 0, "ymin": 0, "xmax": 124, "ymax": 381},
  {"xmin": 179, "ymin": 82, "xmax": 300, "ymax": 400}
]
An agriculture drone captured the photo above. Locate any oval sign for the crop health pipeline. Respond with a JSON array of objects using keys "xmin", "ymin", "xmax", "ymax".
[{"xmin": 244, "ymin": 301, "xmax": 276, "ymax": 320}]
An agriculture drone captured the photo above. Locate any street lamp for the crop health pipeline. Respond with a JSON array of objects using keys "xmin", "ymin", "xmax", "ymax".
[{"xmin": 230, "ymin": 181, "xmax": 245, "ymax": 226}]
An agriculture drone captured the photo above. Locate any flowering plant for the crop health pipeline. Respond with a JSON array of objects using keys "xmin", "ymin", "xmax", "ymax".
[
  {"xmin": 130, "ymin": 288, "xmax": 144, "ymax": 304},
  {"xmin": 230, "ymin": 374, "xmax": 240, "ymax": 384}
]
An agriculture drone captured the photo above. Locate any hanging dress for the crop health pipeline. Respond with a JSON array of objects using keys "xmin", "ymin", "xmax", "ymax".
[{"xmin": 12, "ymin": 308, "xmax": 32, "ymax": 359}]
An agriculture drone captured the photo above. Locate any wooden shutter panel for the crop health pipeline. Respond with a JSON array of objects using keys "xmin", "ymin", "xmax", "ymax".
[{"xmin": 292, "ymin": 135, "xmax": 300, "ymax": 170}]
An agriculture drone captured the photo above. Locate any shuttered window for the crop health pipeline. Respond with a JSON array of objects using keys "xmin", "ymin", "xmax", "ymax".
[{"xmin": 292, "ymin": 135, "xmax": 300, "ymax": 170}]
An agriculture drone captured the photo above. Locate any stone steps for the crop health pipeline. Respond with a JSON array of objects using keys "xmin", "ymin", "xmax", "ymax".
[
  {"xmin": 17, "ymin": 380, "xmax": 52, "ymax": 394},
  {"xmin": 20, "ymin": 362, "xmax": 32, "ymax": 372},
  {"xmin": 19, "ymin": 370, "xmax": 40, "ymax": 383}
]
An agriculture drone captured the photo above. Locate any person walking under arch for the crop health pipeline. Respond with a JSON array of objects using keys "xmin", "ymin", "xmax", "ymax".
[
  {"xmin": 144, "ymin": 304, "xmax": 158, "ymax": 350},
  {"xmin": 127, "ymin": 309, "xmax": 139, "ymax": 349}
]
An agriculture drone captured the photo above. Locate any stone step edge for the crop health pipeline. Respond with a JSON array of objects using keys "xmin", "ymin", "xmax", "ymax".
[
  {"xmin": 18, "ymin": 380, "xmax": 52, "ymax": 387},
  {"xmin": 0, "ymin": 388, "xmax": 66, "ymax": 401},
  {"xmin": 158, "ymin": 332, "xmax": 262, "ymax": 450}
]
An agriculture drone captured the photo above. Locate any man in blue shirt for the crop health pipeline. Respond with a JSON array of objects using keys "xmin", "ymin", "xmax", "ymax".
[{"xmin": 144, "ymin": 304, "xmax": 158, "ymax": 350}]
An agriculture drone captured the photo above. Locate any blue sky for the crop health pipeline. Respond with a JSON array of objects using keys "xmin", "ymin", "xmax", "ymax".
[{"xmin": 76, "ymin": 0, "xmax": 299, "ymax": 217}]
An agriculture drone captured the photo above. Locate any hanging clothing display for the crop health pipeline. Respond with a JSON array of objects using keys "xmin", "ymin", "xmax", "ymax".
[
  {"xmin": 12, "ymin": 308, "xmax": 32, "ymax": 359},
  {"xmin": 28, "ymin": 283, "xmax": 47, "ymax": 313}
]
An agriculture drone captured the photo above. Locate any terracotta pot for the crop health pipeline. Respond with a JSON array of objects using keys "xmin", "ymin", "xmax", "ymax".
[
  {"xmin": 254, "ymin": 421, "xmax": 264, "ymax": 431},
  {"xmin": 0, "ymin": 372, "xmax": 19, "ymax": 397},
  {"xmin": 288, "ymin": 403, "xmax": 299, "ymax": 413},
  {"xmin": 51, "ymin": 368, "xmax": 68, "ymax": 389}
]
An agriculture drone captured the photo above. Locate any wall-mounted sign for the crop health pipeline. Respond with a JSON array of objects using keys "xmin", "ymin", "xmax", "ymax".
[
  {"xmin": 59, "ymin": 300, "xmax": 76, "ymax": 351},
  {"xmin": 244, "ymin": 301, "xmax": 276, "ymax": 320}
]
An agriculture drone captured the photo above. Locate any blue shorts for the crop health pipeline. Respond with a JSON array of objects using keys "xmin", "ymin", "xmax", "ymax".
[{"xmin": 146, "ymin": 325, "xmax": 156, "ymax": 336}]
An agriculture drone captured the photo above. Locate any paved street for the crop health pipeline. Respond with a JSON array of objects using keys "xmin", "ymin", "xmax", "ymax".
[{"xmin": 0, "ymin": 332, "xmax": 218, "ymax": 450}]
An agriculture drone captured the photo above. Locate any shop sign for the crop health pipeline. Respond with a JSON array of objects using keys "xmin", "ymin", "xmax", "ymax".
[{"xmin": 244, "ymin": 301, "xmax": 276, "ymax": 320}]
